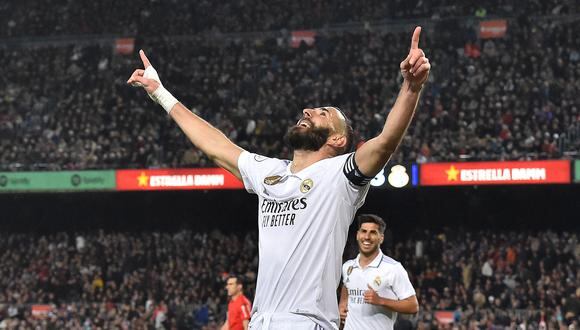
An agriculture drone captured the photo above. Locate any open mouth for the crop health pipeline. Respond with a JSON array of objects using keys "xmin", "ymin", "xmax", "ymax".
[
  {"xmin": 362, "ymin": 241, "xmax": 372, "ymax": 248},
  {"xmin": 298, "ymin": 119, "xmax": 312, "ymax": 128}
]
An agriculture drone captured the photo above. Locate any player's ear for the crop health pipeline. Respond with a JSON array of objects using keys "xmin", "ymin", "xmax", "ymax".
[{"xmin": 328, "ymin": 134, "xmax": 347, "ymax": 149}]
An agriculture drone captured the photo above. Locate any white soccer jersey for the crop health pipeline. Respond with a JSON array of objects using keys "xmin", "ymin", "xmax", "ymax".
[
  {"xmin": 342, "ymin": 251, "xmax": 416, "ymax": 330},
  {"xmin": 237, "ymin": 151, "xmax": 370, "ymax": 330}
]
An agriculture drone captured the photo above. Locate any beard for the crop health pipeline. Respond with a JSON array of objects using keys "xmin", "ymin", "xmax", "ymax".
[{"xmin": 284, "ymin": 123, "xmax": 330, "ymax": 152}]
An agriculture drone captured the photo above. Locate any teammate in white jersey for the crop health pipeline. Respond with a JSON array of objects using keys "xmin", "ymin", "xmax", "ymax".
[
  {"xmin": 339, "ymin": 214, "xmax": 418, "ymax": 330},
  {"xmin": 127, "ymin": 27, "xmax": 430, "ymax": 329}
]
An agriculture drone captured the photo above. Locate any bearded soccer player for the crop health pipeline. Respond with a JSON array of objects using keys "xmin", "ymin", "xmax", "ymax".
[
  {"xmin": 128, "ymin": 27, "xmax": 430, "ymax": 330},
  {"xmin": 222, "ymin": 276, "xmax": 252, "ymax": 330},
  {"xmin": 339, "ymin": 215, "xmax": 418, "ymax": 330}
]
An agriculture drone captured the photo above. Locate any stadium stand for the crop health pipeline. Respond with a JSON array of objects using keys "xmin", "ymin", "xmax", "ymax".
[
  {"xmin": 0, "ymin": 2, "xmax": 578, "ymax": 329},
  {"xmin": 0, "ymin": 14, "xmax": 578, "ymax": 170},
  {"xmin": 0, "ymin": 228, "xmax": 577, "ymax": 328},
  {"xmin": 1, "ymin": 0, "xmax": 574, "ymax": 37}
]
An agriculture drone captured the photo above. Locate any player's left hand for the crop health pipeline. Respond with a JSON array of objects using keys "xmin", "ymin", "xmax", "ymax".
[
  {"xmin": 364, "ymin": 285, "xmax": 383, "ymax": 305},
  {"xmin": 127, "ymin": 50, "xmax": 161, "ymax": 95},
  {"xmin": 400, "ymin": 26, "xmax": 430, "ymax": 92}
]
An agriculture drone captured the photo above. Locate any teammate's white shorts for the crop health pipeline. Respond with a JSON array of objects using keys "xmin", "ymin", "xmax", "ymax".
[{"xmin": 249, "ymin": 312, "xmax": 325, "ymax": 330}]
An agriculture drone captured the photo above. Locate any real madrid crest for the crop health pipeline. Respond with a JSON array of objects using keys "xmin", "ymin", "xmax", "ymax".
[
  {"xmin": 300, "ymin": 178, "xmax": 314, "ymax": 193},
  {"xmin": 345, "ymin": 266, "xmax": 353, "ymax": 283},
  {"xmin": 373, "ymin": 276, "xmax": 381, "ymax": 287},
  {"xmin": 264, "ymin": 175, "xmax": 282, "ymax": 185}
]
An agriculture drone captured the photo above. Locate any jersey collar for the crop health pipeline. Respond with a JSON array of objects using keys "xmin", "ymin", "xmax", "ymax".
[
  {"xmin": 285, "ymin": 157, "xmax": 328, "ymax": 179},
  {"xmin": 355, "ymin": 250, "xmax": 384, "ymax": 269},
  {"xmin": 285, "ymin": 162, "xmax": 305, "ymax": 180}
]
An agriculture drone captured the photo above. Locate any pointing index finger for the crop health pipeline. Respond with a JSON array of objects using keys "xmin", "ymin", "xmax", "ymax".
[
  {"xmin": 411, "ymin": 26, "xmax": 421, "ymax": 49},
  {"xmin": 139, "ymin": 49, "xmax": 151, "ymax": 68}
]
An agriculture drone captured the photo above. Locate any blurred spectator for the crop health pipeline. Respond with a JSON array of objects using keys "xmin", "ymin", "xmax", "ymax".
[
  {"xmin": 0, "ymin": 227, "xmax": 576, "ymax": 328},
  {"xmin": 384, "ymin": 229, "xmax": 580, "ymax": 329},
  {"xmin": 2, "ymin": 0, "xmax": 575, "ymax": 38},
  {"xmin": 0, "ymin": 15, "xmax": 578, "ymax": 171},
  {"xmin": 0, "ymin": 229, "xmax": 259, "ymax": 329}
]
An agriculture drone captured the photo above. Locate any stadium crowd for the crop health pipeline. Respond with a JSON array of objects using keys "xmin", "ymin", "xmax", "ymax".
[
  {"xmin": 0, "ymin": 0, "xmax": 575, "ymax": 38},
  {"xmin": 390, "ymin": 229, "xmax": 580, "ymax": 329},
  {"xmin": 0, "ymin": 229, "xmax": 258, "ymax": 329},
  {"xmin": 0, "ymin": 2, "xmax": 578, "ymax": 330},
  {"xmin": 0, "ymin": 228, "xmax": 577, "ymax": 329},
  {"xmin": 0, "ymin": 15, "xmax": 578, "ymax": 171}
]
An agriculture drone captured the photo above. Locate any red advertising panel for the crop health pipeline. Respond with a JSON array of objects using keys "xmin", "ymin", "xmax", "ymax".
[
  {"xmin": 116, "ymin": 168, "xmax": 244, "ymax": 191},
  {"xmin": 115, "ymin": 38, "xmax": 135, "ymax": 55},
  {"xmin": 434, "ymin": 311, "xmax": 454, "ymax": 325},
  {"xmin": 291, "ymin": 30, "xmax": 317, "ymax": 48},
  {"xmin": 31, "ymin": 305, "xmax": 52, "ymax": 318},
  {"xmin": 479, "ymin": 19, "xmax": 507, "ymax": 39},
  {"xmin": 421, "ymin": 161, "xmax": 570, "ymax": 186}
]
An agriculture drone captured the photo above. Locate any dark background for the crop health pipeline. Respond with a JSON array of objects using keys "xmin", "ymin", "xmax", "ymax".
[{"xmin": 2, "ymin": 184, "xmax": 577, "ymax": 234}]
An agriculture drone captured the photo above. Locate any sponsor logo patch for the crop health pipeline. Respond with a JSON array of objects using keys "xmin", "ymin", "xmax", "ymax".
[{"xmin": 264, "ymin": 175, "xmax": 283, "ymax": 185}]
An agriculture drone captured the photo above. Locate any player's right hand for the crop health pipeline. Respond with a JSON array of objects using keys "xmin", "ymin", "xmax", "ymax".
[
  {"xmin": 127, "ymin": 50, "xmax": 161, "ymax": 95},
  {"xmin": 400, "ymin": 26, "xmax": 430, "ymax": 91}
]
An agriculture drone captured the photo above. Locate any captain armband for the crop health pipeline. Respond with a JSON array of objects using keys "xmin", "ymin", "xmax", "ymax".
[{"xmin": 343, "ymin": 153, "xmax": 373, "ymax": 187}]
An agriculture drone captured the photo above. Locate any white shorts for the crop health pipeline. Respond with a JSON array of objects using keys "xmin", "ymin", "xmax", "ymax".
[{"xmin": 249, "ymin": 312, "xmax": 325, "ymax": 330}]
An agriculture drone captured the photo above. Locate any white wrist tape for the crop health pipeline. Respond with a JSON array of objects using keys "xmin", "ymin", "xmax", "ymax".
[
  {"xmin": 143, "ymin": 66, "xmax": 162, "ymax": 85},
  {"xmin": 151, "ymin": 86, "xmax": 179, "ymax": 114},
  {"xmin": 143, "ymin": 66, "xmax": 179, "ymax": 114}
]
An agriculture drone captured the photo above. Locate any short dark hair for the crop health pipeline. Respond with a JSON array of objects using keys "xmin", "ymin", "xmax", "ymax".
[
  {"xmin": 227, "ymin": 275, "xmax": 244, "ymax": 287},
  {"xmin": 357, "ymin": 214, "xmax": 386, "ymax": 234}
]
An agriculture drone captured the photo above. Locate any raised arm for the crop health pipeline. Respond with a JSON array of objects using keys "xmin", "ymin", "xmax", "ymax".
[
  {"xmin": 127, "ymin": 50, "xmax": 243, "ymax": 179},
  {"xmin": 355, "ymin": 27, "xmax": 430, "ymax": 177}
]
